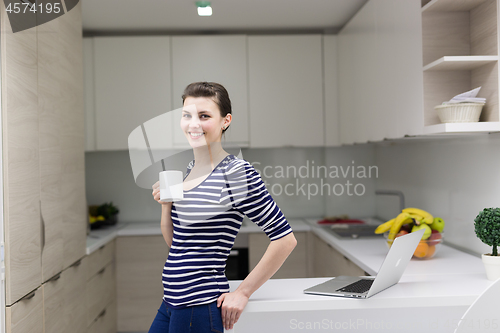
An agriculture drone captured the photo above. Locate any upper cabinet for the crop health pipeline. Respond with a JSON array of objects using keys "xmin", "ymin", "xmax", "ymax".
[
  {"xmin": 85, "ymin": 34, "xmax": 330, "ymax": 150},
  {"xmin": 323, "ymin": 35, "xmax": 341, "ymax": 147},
  {"xmin": 248, "ymin": 35, "xmax": 324, "ymax": 147},
  {"xmin": 171, "ymin": 35, "xmax": 249, "ymax": 148},
  {"xmin": 338, "ymin": 0, "xmax": 424, "ymax": 144},
  {"xmin": 421, "ymin": 0, "xmax": 500, "ymax": 134},
  {"xmin": 93, "ymin": 36, "xmax": 173, "ymax": 150}
]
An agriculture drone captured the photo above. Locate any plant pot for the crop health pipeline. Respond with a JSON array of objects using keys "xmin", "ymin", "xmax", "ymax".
[{"xmin": 481, "ymin": 254, "xmax": 500, "ymax": 280}]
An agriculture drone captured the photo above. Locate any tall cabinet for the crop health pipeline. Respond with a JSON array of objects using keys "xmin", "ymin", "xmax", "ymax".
[{"xmin": 2, "ymin": 2, "xmax": 87, "ymax": 332}]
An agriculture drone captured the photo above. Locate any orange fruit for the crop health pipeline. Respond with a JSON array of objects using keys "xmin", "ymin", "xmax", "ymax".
[
  {"xmin": 426, "ymin": 245, "xmax": 436, "ymax": 258},
  {"xmin": 413, "ymin": 242, "xmax": 429, "ymax": 258}
]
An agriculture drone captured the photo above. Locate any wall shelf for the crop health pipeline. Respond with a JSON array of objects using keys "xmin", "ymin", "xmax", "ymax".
[
  {"xmin": 423, "ymin": 56, "xmax": 498, "ymax": 71},
  {"xmin": 423, "ymin": 121, "xmax": 500, "ymax": 134},
  {"xmin": 422, "ymin": 0, "xmax": 488, "ymax": 13}
]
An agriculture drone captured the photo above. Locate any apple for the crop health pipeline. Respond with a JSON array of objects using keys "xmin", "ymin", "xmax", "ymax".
[
  {"xmin": 430, "ymin": 217, "xmax": 445, "ymax": 233},
  {"xmin": 412, "ymin": 224, "xmax": 432, "ymax": 240},
  {"xmin": 429, "ymin": 230, "xmax": 442, "ymax": 241}
]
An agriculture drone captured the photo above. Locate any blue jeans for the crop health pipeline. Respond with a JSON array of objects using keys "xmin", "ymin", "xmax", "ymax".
[{"xmin": 148, "ymin": 300, "xmax": 223, "ymax": 333}]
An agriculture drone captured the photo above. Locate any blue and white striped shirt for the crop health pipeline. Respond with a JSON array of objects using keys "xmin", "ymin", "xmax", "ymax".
[{"xmin": 162, "ymin": 154, "xmax": 292, "ymax": 309}]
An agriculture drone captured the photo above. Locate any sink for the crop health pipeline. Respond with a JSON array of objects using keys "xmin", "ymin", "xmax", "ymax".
[{"xmin": 320, "ymin": 217, "xmax": 384, "ymax": 239}]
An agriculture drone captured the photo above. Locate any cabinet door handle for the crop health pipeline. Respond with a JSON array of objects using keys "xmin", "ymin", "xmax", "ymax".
[
  {"xmin": 40, "ymin": 201, "xmax": 45, "ymax": 253},
  {"xmin": 97, "ymin": 267, "xmax": 106, "ymax": 275},
  {"xmin": 98, "ymin": 309, "xmax": 106, "ymax": 319},
  {"xmin": 70, "ymin": 259, "xmax": 82, "ymax": 268},
  {"xmin": 20, "ymin": 290, "xmax": 36, "ymax": 302},
  {"xmin": 47, "ymin": 272, "xmax": 61, "ymax": 283}
]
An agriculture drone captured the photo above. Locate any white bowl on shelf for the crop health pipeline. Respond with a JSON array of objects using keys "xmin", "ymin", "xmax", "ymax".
[{"xmin": 435, "ymin": 103, "xmax": 484, "ymax": 123}]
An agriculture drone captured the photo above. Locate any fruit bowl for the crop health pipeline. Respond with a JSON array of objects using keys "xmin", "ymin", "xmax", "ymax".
[{"xmin": 384, "ymin": 232, "xmax": 444, "ymax": 260}]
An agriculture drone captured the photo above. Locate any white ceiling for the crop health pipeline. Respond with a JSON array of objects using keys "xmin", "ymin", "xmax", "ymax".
[{"xmin": 82, "ymin": 0, "xmax": 368, "ymax": 34}]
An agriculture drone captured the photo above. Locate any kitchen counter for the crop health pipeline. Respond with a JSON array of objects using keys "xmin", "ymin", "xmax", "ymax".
[
  {"xmin": 223, "ymin": 218, "xmax": 492, "ymax": 332},
  {"xmin": 227, "ymin": 273, "xmax": 493, "ymax": 333},
  {"xmin": 86, "ymin": 218, "xmax": 310, "ymax": 255},
  {"xmin": 305, "ymin": 218, "xmax": 485, "ymax": 276}
]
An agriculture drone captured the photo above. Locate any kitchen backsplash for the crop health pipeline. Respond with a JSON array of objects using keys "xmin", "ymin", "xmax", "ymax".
[
  {"xmin": 85, "ymin": 145, "xmax": 377, "ymax": 224},
  {"xmin": 374, "ymin": 133, "xmax": 500, "ymax": 256},
  {"xmin": 85, "ymin": 133, "xmax": 500, "ymax": 256}
]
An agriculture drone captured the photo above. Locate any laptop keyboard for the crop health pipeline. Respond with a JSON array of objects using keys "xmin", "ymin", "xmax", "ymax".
[{"xmin": 336, "ymin": 279, "xmax": 373, "ymax": 293}]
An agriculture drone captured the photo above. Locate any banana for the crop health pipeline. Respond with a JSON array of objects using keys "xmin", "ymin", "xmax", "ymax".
[
  {"xmin": 388, "ymin": 212, "xmax": 413, "ymax": 241},
  {"xmin": 402, "ymin": 207, "xmax": 433, "ymax": 224},
  {"xmin": 375, "ymin": 218, "xmax": 396, "ymax": 234}
]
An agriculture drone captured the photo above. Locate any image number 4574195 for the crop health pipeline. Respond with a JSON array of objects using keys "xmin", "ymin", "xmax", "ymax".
[{"xmin": 3, "ymin": 0, "xmax": 80, "ymax": 33}]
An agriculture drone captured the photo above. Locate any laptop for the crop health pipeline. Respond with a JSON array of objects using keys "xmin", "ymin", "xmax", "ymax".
[{"xmin": 303, "ymin": 228, "xmax": 424, "ymax": 299}]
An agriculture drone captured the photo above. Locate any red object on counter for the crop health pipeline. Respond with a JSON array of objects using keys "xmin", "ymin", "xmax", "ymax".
[{"xmin": 317, "ymin": 219, "xmax": 365, "ymax": 225}]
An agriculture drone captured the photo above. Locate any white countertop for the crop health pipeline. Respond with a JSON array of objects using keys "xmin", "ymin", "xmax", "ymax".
[
  {"xmin": 224, "ymin": 218, "xmax": 492, "ymax": 333},
  {"xmin": 304, "ymin": 218, "xmax": 485, "ymax": 276}
]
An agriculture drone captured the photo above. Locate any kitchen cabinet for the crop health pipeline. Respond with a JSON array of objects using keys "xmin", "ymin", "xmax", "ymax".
[
  {"xmin": 93, "ymin": 36, "xmax": 173, "ymax": 151},
  {"xmin": 5, "ymin": 287, "xmax": 43, "ymax": 333},
  {"xmin": 338, "ymin": 0, "xmax": 424, "ymax": 144},
  {"xmin": 323, "ymin": 35, "xmax": 341, "ymax": 147},
  {"xmin": 421, "ymin": 0, "xmax": 500, "ymax": 134},
  {"xmin": 171, "ymin": 35, "xmax": 249, "ymax": 148},
  {"xmin": 247, "ymin": 35, "xmax": 324, "ymax": 147},
  {"xmin": 38, "ymin": 6, "xmax": 65, "ymax": 283},
  {"xmin": 60, "ymin": 258, "xmax": 88, "ymax": 333},
  {"xmin": 86, "ymin": 240, "xmax": 116, "ymax": 329},
  {"xmin": 1, "ymin": 3, "xmax": 42, "ymax": 305},
  {"xmin": 116, "ymin": 236, "xmax": 169, "ymax": 332},
  {"xmin": 2, "ymin": 3, "xmax": 88, "ymax": 332},
  {"xmin": 83, "ymin": 38, "xmax": 96, "ymax": 151},
  {"xmin": 249, "ymin": 232, "xmax": 309, "ymax": 278},
  {"xmin": 311, "ymin": 233, "xmax": 366, "ymax": 277},
  {"xmin": 87, "ymin": 300, "xmax": 117, "ymax": 333}
]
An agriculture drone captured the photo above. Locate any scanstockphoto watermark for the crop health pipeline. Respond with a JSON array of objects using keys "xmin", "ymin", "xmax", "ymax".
[
  {"xmin": 289, "ymin": 317, "xmax": 499, "ymax": 331},
  {"xmin": 252, "ymin": 160, "xmax": 378, "ymax": 200}
]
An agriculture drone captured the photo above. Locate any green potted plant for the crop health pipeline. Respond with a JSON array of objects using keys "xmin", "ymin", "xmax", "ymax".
[
  {"xmin": 474, "ymin": 207, "xmax": 500, "ymax": 280},
  {"xmin": 89, "ymin": 202, "xmax": 120, "ymax": 229}
]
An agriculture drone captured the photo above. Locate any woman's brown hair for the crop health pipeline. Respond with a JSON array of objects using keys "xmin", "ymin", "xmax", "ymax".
[{"xmin": 182, "ymin": 82, "xmax": 232, "ymax": 134}]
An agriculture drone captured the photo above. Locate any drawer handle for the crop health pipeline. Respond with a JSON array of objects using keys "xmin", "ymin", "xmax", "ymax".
[
  {"xmin": 98, "ymin": 309, "xmax": 106, "ymax": 319},
  {"xmin": 70, "ymin": 259, "xmax": 82, "ymax": 268},
  {"xmin": 47, "ymin": 272, "xmax": 61, "ymax": 283},
  {"xmin": 20, "ymin": 290, "xmax": 36, "ymax": 302},
  {"xmin": 97, "ymin": 267, "xmax": 106, "ymax": 275}
]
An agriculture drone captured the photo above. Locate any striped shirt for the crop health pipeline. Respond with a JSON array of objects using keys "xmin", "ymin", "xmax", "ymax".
[{"xmin": 162, "ymin": 154, "xmax": 292, "ymax": 309}]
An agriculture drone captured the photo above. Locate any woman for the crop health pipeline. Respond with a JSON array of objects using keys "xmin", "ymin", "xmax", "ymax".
[{"xmin": 150, "ymin": 82, "xmax": 297, "ymax": 332}]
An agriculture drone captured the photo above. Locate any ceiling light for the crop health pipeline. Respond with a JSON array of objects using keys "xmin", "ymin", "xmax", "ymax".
[{"xmin": 196, "ymin": 1, "xmax": 212, "ymax": 16}]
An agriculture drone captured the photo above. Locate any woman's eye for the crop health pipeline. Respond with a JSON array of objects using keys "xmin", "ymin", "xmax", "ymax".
[
  {"xmin": 201, "ymin": 115, "xmax": 210, "ymax": 119},
  {"xmin": 182, "ymin": 114, "xmax": 191, "ymax": 118}
]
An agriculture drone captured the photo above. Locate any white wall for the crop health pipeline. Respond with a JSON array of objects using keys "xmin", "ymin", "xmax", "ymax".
[
  {"xmin": 85, "ymin": 145, "xmax": 378, "ymax": 223},
  {"xmin": 374, "ymin": 133, "xmax": 500, "ymax": 255}
]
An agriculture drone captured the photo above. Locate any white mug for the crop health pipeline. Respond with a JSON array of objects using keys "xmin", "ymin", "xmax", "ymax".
[{"xmin": 159, "ymin": 171, "xmax": 184, "ymax": 202}]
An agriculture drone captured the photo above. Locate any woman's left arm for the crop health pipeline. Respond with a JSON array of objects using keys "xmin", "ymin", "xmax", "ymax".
[{"xmin": 217, "ymin": 232, "xmax": 297, "ymax": 330}]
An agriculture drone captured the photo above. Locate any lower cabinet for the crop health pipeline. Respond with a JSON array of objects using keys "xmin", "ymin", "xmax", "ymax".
[
  {"xmin": 311, "ymin": 233, "xmax": 367, "ymax": 277},
  {"xmin": 249, "ymin": 232, "xmax": 309, "ymax": 278},
  {"xmin": 87, "ymin": 300, "xmax": 117, "ymax": 333},
  {"xmin": 5, "ymin": 287, "xmax": 43, "ymax": 333},
  {"xmin": 86, "ymin": 240, "xmax": 117, "ymax": 333},
  {"xmin": 116, "ymin": 235, "xmax": 169, "ymax": 332},
  {"xmin": 5, "ymin": 255, "xmax": 89, "ymax": 333}
]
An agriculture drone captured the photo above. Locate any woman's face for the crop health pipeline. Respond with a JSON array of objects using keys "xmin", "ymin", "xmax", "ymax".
[{"xmin": 181, "ymin": 96, "xmax": 231, "ymax": 148}]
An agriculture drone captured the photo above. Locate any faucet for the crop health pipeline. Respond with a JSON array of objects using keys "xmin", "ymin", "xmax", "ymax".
[{"xmin": 375, "ymin": 190, "xmax": 405, "ymax": 212}]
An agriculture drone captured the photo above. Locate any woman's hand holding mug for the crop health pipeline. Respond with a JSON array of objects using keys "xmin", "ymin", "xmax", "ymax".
[{"xmin": 152, "ymin": 181, "xmax": 172, "ymax": 205}]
